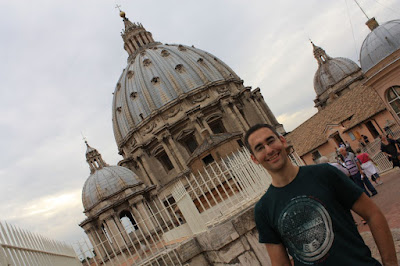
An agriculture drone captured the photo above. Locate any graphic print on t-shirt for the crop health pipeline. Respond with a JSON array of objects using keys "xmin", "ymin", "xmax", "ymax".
[{"xmin": 278, "ymin": 195, "xmax": 334, "ymax": 264}]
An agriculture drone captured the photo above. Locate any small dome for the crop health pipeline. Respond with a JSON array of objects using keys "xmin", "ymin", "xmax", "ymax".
[
  {"xmin": 312, "ymin": 43, "xmax": 360, "ymax": 96},
  {"xmin": 360, "ymin": 19, "xmax": 400, "ymax": 72},
  {"xmin": 314, "ymin": 57, "xmax": 360, "ymax": 96},
  {"xmin": 112, "ymin": 43, "xmax": 240, "ymax": 144},
  {"xmin": 82, "ymin": 166, "xmax": 141, "ymax": 211}
]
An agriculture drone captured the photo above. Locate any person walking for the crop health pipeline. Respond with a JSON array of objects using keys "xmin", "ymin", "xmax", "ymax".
[
  {"xmin": 338, "ymin": 147, "xmax": 377, "ymax": 197},
  {"xmin": 245, "ymin": 124, "xmax": 396, "ymax": 265},
  {"xmin": 381, "ymin": 134, "xmax": 400, "ymax": 168},
  {"xmin": 356, "ymin": 149, "xmax": 383, "ymax": 185}
]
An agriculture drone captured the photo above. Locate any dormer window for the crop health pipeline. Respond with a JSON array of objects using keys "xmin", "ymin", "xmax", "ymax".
[
  {"xmin": 183, "ymin": 135, "xmax": 198, "ymax": 154},
  {"xmin": 157, "ymin": 151, "xmax": 174, "ymax": 171},
  {"xmin": 209, "ymin": 119, "xmax": 226, "ymax": 134}
]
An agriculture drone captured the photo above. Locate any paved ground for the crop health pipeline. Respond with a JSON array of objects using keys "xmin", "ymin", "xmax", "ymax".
[{"xmin": 353, "ymin": 168, "xmax": 400, "ymax": 264}]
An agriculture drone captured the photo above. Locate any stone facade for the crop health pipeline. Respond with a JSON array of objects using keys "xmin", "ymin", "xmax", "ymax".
[{"xmin": 174, "ymin": 207, "xmax": 271, "ymax": 266}]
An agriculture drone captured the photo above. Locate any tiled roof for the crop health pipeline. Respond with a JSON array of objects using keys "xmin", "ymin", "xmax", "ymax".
[{"xmin": 286, "ymin": 85, "xmax": 386, "ymax": 156}]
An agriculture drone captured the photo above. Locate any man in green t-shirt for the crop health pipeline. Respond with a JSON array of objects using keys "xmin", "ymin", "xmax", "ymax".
[{"xmin": 244, "ymin": 124, "xmax": 397, "ymax": 265}]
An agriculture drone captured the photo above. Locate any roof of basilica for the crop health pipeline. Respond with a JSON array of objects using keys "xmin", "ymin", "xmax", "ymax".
[
  {"xmin": 360, "ymin": 19, "xmax": 400, "ymax": 72},
  {"xmin": 112, "ymin": 13, "xmax": 241, "ymax": 146},
  {"xmin": 312, "ymin": 43, "xmax": 361, "ymax": 96},
  {"xmin": 286, "ymin": 85, "xmax": 386, "ymax": 156}
]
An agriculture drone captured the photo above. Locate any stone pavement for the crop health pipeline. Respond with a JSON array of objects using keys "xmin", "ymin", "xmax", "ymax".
[{"xmin": 354, "ymin": 168, "xmax": 400, "ymax": 264}]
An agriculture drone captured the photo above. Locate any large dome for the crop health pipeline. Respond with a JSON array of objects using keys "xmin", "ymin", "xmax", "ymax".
[
  {"xmin": 112, "ymin": 14, "xmax": 240, "ymax": 145},
  {"xmin": 360, "ymin": 19, "xmax": 400, "ymax": 72},
  {"xmin": 82, "ymin": 165, "xmax": 141, "ymax": 211},
  {"xmin": 312, "ymin": 43, "xmax": 360, "ymax": 96}
]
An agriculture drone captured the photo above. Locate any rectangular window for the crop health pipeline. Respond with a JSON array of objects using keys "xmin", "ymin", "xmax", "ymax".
[
  {"xmin": 348, "ymin": 132, "xmax": 356, "ymax": 141},
  {"xmin": 202, "ymin": 154, "xmax": 215, "ymax": 165},
  {"xmin": 209, "ymin": 120, "xmax": 226, "ymax": 134},
  {"xmin": 184, "ymin": 135, "xmax": 198, "ymax": 153},
  {"xmin": 311, "ymin": 150, "xmax": 321, "ymax": 162},
  {"xmin": 157, "ymin": 152, "xmax": 174, "ymax": 171}
]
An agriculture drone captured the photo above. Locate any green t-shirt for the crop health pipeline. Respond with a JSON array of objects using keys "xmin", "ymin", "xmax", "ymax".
[{"xmin": 254, "ymin": 164, "xmax": 381, "ymax": 265}]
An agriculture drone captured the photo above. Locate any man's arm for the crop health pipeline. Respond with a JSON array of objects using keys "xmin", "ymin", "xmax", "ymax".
[
  {"xmin": 265, "ymin": 243, "xmax": 291, "ymax": 266},
  {"xmin": 352, "ymin": 194, "xmax": 397, "ymax": 265}
]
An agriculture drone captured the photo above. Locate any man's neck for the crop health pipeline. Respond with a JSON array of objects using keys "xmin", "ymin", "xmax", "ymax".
[{"xmin": 270, "ymin": 162, "xmax": 300, "ymax": 187}]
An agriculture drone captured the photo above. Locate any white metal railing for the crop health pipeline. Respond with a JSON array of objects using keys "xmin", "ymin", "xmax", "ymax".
[{"xmin": 0, "ymin": 221, "xmax": 80, "ymax": 266}]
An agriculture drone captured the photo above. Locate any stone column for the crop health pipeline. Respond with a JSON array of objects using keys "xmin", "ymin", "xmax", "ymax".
[
  {"xmin": 137, "ymin": 152, "xmax": 159, "ymax": 186},
  {"xmin": 102, "ymin": 214, "xmax": 126, "ymax": 252},
  {"xmin": 166, "ymin": 134, "xmax": 186, "ymax": 169},
  {"xmin": 221, "ymin": 99, "xmax": 247, "ymax": 132},
  {"xmin": 159, "ymin": 135, "xmax": 181, "ymax": 170},
  {"xmin": 249, "ymin": 95, "xmax": 271, "ymax": 124},
  {"xmin": 137, "ymin": 35, "xmax": 145, "ymax": 46},
  {"xmin": 254, "ymin": 90, "xmax": 279, "ymax": 125},
  {"xmin": 85, "ymin": 229, "xmax": 108, "ymax": 260},
  {"xmin": 231, "ymin": 103, "xmax": 250, "ymax": 130},
  {"xmin": 129, "ymin": 39, "xmax": 139, "ymax": 50},
  {"xmin": 112, "ymin": 214, "xmax": 132, "ymax": 248}
]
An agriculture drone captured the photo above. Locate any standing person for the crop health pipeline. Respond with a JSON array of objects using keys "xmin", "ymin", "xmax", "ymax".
[
  {"xmin": 338, "ymin": 147, "xmax": 378, "ymax": 197},
  {"xmin": 356, "ymin": 149, "xmax": 383, "ymax": 185},
  {"xmin": 345, "ymin": 141, "xmax": 354, "ymax": 154},
  {"xmin": 244, "ymin": 124, "xmax": 396, "ymax": 265},
  {"xmin": 381, "ymin": 134, "xmax": 400, "ymax": 168}
]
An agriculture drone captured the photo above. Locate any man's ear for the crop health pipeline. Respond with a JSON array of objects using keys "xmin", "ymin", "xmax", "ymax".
[{"xmin": 251, "ymin": 154, "xmax": 260, "ymax": 164}]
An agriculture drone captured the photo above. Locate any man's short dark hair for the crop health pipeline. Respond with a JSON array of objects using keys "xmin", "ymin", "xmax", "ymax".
[{"xmin": 244, "ymin": 124, "xmax": 279, "ymax": 154}]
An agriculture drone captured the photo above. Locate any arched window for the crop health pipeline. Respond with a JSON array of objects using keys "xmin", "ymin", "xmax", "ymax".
[
  {"xmin": 119, "ymin": 210, "xmax": 138, "ymax": 233},
  {"xmin": 387, "ymin": 86, "xmax": 400, "ymax": 117}
]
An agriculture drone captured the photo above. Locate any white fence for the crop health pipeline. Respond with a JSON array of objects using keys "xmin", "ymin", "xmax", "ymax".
[
  {"xmin": 0, "ymin": 221, "xmax": 80, "ymax": 266},
  {"xmin": 74, "ymin": 148, "xmax": 302, "ymax": 266}
]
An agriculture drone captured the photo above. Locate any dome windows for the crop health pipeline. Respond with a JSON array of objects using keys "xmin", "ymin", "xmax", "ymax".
[
  {"xmin": 161, "ymin": 50, "xmax": 170, "ymax": 57},
  {"xmin": 151, "ymin": 77, "xmax": 160, "ymax": 84},
  {"xmin": 130, "ymin": 92, "xmax": 138, "ymax": 99},
  {"xmin": 143, "ymin": 59, "xmax": 151, "ymax": 66},
  {"xmin": 178, "ymin": 45, "xmax": 187, "ymax": 51},
  {"xmin": 175, "ymin": 64, "xmax": 184, "ymax": 73},
  {"xmin": 197, "ymin": 58, "xmax": 204, "ymax": 63},
  {"xmin": 127, "ymin": 70, "xmax": 134, "ymax": 79}
]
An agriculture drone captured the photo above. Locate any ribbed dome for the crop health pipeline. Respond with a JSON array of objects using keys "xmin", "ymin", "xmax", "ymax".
[
  {"xmin": 360, "ymin": 19, "xmax": 400, "ymax": 72},
  {"xmin": 82, "ymin": 165, "xmax": 141, "ymax": 211},
  {"xmin": 312, "ymin": 43, "xmax": 360, "ymax": 96},
  {"xmin": 112, "ymin": 43, "xmax": 240, "ymax": 144}
]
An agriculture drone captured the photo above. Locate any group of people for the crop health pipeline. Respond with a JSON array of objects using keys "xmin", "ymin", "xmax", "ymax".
[{"xmin": 244, "ymin": 124, "xmax": 397, "ymax": 265}]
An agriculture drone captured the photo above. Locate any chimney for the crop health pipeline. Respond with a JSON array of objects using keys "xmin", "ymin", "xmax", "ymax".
[{"xmin": 366, "ymin": 17, "xmax": 379, "ymax": 31}]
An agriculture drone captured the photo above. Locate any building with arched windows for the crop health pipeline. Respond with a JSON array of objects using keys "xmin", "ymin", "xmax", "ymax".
[{"xmin": 286, "ymin": 17, "xmax": 400, "ymax": 165}]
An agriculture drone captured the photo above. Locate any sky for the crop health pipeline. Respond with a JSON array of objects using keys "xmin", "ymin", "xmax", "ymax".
[{"xmin": 0, "ymin": 0, "xmax": 399, "ymax": 245}]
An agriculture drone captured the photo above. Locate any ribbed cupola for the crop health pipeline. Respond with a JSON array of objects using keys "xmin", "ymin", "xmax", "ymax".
[
  {"xmin": 119, "ymin": 11, "xmax": 156, "ymax": 58},
  {"xmin": 312, "ymin": 41, "xmax": 332, "ymax": 65},
  {"xmin": 85, "ymin": 141, "xmax": 109, "ymax": 174}
]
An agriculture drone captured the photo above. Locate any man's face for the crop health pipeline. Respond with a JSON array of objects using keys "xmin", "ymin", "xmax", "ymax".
[
  {"xmin": 339, "ymin": 148, "xmax": 347, "ymax": 157},
  {"xmin": 248, "ymin": 127, "xmax": 289, "ymax": 173}
]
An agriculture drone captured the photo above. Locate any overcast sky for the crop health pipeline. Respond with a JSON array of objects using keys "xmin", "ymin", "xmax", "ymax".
[{"xmin": 1, "ymin": 0, "xmax": 399, "ymax": 245}]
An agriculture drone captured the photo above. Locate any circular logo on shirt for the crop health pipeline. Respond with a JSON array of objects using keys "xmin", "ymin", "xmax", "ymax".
[{"xmin": 278, "ymin": 196, "xmax": 334, "ymax": 263}]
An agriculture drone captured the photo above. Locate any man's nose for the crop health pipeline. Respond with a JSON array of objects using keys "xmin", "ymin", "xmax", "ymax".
[{"xmin": 264, "ymin": 144, "xmax": 274, "ymax": 154}]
